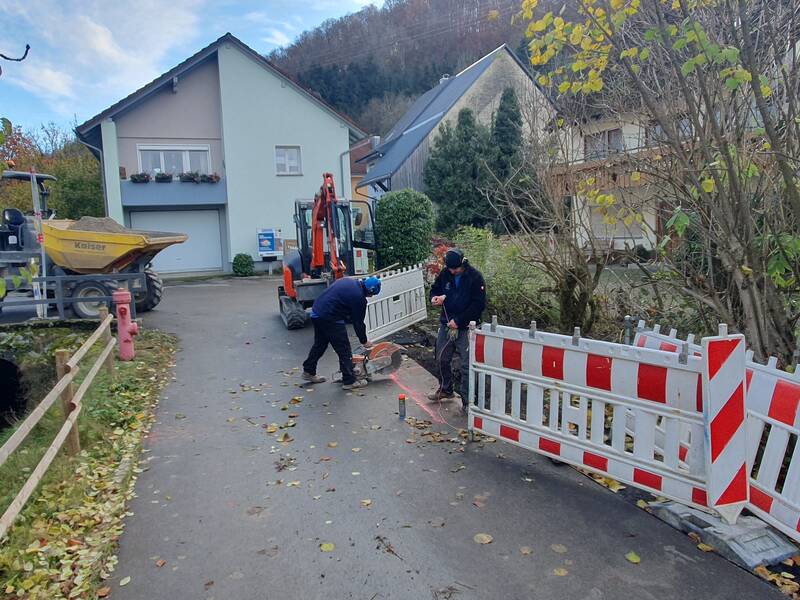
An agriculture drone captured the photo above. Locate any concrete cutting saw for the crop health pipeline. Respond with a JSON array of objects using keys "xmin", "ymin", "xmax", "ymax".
[{"xmin": 333, "ymin": 341, "xmax": 404, "ymax": 382}]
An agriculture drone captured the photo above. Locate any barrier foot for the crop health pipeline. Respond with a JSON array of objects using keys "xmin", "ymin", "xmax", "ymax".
[{"xmin": 649, "ymin": 501, "xmax": 796, "ymax": 570}]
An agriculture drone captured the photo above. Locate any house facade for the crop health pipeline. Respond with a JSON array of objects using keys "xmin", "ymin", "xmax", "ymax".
[
  {"xmin": 77, "ymin": 33, "xmax": 365, "ymax": 275},
  {"xmin": 358, "ymin": 45, "xmax": 551, "ymax": 196}
]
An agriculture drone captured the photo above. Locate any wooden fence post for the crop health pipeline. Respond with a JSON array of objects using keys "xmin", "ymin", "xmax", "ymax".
[
  {"xmin": 98, "ymin": 306, "xmax": 115, "ymax": 377},
  {"xmin": 55, "ymin": 349, "xmax": 81, "ymax": 455}
]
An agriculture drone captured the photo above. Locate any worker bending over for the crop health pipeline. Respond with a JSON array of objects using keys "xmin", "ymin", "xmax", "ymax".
[
  {"xmin": 302, "ymin": 276, "xmax": 382, "ymax": 390},
  {"xmin": 428, "ymin": 249, "xmax": 486, "ymax": 409}
]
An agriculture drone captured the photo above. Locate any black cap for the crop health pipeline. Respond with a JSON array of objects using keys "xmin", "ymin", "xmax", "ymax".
[{"xmin": 444, "ymin": 248, "xmax": 465, "ymax": 269}]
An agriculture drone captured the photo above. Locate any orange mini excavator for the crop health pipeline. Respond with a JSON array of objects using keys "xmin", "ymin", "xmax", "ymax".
[{"xmin": 278, "ymin": 173, "xmax": 376, "ymax": 329}]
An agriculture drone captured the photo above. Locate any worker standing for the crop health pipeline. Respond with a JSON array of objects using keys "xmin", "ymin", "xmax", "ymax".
[
  {"xmin": 302, "ymin": 276, "xmax": 382, "ymax": 390},
  {"xmin": 428, "ymin": 249, "xmax": 486, "ymax": 410}
]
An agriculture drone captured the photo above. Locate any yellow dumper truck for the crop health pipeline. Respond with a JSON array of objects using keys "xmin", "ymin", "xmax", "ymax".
[{"xmin": 0, "ymin": 171, "xmax": 186, "ymax": 318}]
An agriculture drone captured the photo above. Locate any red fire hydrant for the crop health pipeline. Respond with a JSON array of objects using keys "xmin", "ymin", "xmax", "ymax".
[{"xmin": 113, "ymin": 288, "xmax": 139, "ymax": 361}]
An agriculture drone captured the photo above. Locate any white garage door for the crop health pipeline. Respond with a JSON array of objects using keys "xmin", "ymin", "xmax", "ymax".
[{"xmin": 130, "ymin": 210, "xmax": 223, "ymax": 273}]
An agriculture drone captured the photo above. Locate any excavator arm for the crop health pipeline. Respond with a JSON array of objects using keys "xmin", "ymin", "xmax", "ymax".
[{"xmin": 310, "ymin": 173, "xmax": 347, "ymax": 278}]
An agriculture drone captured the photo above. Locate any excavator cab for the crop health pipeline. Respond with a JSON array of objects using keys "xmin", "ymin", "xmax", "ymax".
[{"xmin": 278, "ymin": 173, "xmax": 376, "ymax": 329}]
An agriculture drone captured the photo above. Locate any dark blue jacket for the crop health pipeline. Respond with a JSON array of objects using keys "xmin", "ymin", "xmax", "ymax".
[
  {"xmin": 429, "ymin": 263, "xmax": 486, "ymax": 329},
  {"xmin": 311, "ymin": 278, "xmax": 369, "ymax": 343}
]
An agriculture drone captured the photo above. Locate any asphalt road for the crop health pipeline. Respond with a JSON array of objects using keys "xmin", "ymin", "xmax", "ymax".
[{"xmin": 107, "ymin": 277, "xmax": 778, "ymax": 600}]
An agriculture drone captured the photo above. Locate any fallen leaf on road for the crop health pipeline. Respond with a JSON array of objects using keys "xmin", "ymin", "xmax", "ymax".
[
  {"xmin": 551, "ymin": 544, "xmax": 568, "ymax": 554},
  {"xmin": 226, "ymin": 417, "xmax": 236, "ymax": 423},
  {"xmin": 520, "ymin": 546, "xmax": 533, "ymax": 555},
  {"xmin": 204, "ymin": 581, "xmax": 215, "ymax": 590},
  {"xmin": 120, "ymin": 576, "xmax": 131, "ymax": 586},
  {"xmin": 473, "ymin": 533, "xmax": 493, "ymax": 545},
  {"xmin": 266, "ymin": 423, "xmax": 278, "ymax": 433},
  {"xmin": 625, "ymin": 551, "xmax": 641, "ymax": 564},
  {"xmin": 247, "ymin": 506, "xmax": 265, "ymax": 516},
  {"xmin": 360, "ymin": 499, "xmax": 372, "ymax": 508},
  {"xmin": 313, "ymin": 495, "xmax": 321, "ymax": 500},
  {"xmin": 319, "ymin": 455, "xmax": 333, "ymax": 462},
  {"xmin": 278, "ymin": 432, "xmax": 293, "ymax": 443},
  {"xmin": 636, "ymin": 499, "xmax": 649, "ymax": 509},
  {"xmin": 697, "ymin": 543, "xmax": 714, "ymax": 552},
  {"xmin": 451, "ymin": 464, "xmax": 465, "ymax": 473},
  {"xmin": 352, "ymin": 447, "xmax": 361, "ymax": 453},
  {"xmin": 371, "ymin": 425, "xmax": 381, "ymax": 430},
  {"xmin": 687, "ymin": 532, "xmax": 701, "ymax": 544},
  {"xmin": 286, "ymin": 481, "xmax": 301, "ymax": 487},
  {"xmin": 290, "ymin": 396, "xmax": 303, "ymax": 404},
  {"xmin": 553, "ymin": 568, "xmax": 568, "ymax": 576},
  {"xmin": 155, "ymin": 559, "xmax": 166, "ymax": 567},
  {"xmin": 288, "ymin": 412, "xmax": 299, "ymax": 418},
  {"xmin": 325, "ymin": 487, "xmax": 336, "ymax": 492},
  {"xmin": 429, "ymin": 517, "xmax": 446, "ymax": 528},
  {"xmin": 175, "ymin": 413, "xmax": 186, "ymax": 420},
  {"xmin": 97, "ymin": 587, "xmax": 111, "ymax": 597},
  {"xmin": 327, "ymin": 442, "xmax": 338, "ymax": 448},
  {"xmin": 320, "ymin": 542, "xmax": 335, "ymax": 552},
  {"xmin": 351, "ymin": 471, "xmax": 360, "ymax": 476}
]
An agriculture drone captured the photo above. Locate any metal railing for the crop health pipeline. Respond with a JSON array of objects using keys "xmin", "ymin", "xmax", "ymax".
[{"xmin": 1, "ymin": 273, "xmax": 144, "ymax": 320}]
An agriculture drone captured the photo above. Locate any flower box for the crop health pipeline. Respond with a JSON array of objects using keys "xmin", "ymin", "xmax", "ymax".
[
  {"xmin": 200, "ymin": 173, "xmax": 221, "ymax": 183},
  {"xmin": 130, "ymin": 172, "xmax": 151, "ymax": 183},
  {"xmin": 154, "ymin": 172, "xmax": 173, "ymax": 183},
  {"xmin": 179, "ymin": 171, "xmax": 200, "ymax": 183}
]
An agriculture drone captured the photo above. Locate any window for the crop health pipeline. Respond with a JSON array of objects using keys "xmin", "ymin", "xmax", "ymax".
[
  {"xmin": 137, "ymin": 146, "xmax": 211, "ymax": 177},
  {"xmin": 275, "ymin": 146, "xmax": 302, "ymax": 175},
  {"xmin": 646, "ymin": 117, "xmax": 693, "ymax": 146},
  {"xmin": 584, "ymin": 128, "xmax": 624, "ymax": 160}
]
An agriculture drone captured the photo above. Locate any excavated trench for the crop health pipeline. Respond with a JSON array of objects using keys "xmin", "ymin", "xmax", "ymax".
[{"xmin": 0, "ymin": 357, "xmax": 25, "ymax": 429}]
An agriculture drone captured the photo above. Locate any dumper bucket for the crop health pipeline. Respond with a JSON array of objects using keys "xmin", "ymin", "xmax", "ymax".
[{"xmin": 42, "ymin": 219, "xmax": 187, "ymax": 273}]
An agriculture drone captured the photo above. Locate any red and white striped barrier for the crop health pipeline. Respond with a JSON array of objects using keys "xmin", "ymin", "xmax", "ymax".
[
  {"xmin": 635, "ymin": 322, "xmax": 800, "ymax": 541},
  {"xmin": 467, "ymin": 320, "xmax": 749, "ymax": 522}
]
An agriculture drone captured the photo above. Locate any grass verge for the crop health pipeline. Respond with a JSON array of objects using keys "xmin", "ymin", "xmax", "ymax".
[{"xmin": 0, "ymin": 330, "xmax": 176, "ymax": 599}]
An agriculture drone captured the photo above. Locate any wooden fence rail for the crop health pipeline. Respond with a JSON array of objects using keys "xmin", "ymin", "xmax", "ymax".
[{"xmin": 0, "ymin": 308, "xmax": 116, "ymax": 541}]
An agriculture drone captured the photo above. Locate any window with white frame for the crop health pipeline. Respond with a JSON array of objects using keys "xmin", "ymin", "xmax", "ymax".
[
  {"xmin": 584, "ymin": 128, "xmax": 624, "ymax": 160},
  {"xmin": 275, "ymin": 146, "xmax": 302, "ymax": 175},
  {"xmin": 138, "ymin": 146, "xmax": 210, "ymax": 177}
]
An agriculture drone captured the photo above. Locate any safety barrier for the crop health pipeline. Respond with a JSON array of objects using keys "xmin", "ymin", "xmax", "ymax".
[
  {"xmin": 467, "ymin": 319, "xmax": 749, "ymax": 523},
  {"xmin": 635, "ymin": 322, "xmax": 800, "ymax": 542},
  {"xmin": 365, "ymin": 264, "xmax": 426, "ymax": 341}
]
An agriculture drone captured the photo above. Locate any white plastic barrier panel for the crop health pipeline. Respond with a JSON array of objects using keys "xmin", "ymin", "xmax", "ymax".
[
  {"xmin": 365, "ymin": 264, "xmax": 426, "ymax": 341},
  {"xmin": 636, "ymin": 322, "xmax": 800, "ymax": 540},
  {"xmin": 468, "ymin": 320, "xmax": 748, "ymax": 523}
]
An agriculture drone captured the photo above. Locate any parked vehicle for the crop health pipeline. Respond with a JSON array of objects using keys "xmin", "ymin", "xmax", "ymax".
[{"xmin": 0, "ymin": 170, "xmax": 186, "ymax": 318}]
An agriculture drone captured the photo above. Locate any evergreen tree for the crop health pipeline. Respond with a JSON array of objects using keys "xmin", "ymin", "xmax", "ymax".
[
  {"xmin": 423, "ymin": 108, "xmax": 491, "ymax": 232},
  {"xmin": 490, "ymin": 87, "xmax": 522, "ymax": 180}
]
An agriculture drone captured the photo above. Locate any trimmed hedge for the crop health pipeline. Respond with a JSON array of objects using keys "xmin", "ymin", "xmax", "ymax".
[{"xmin": 375, "ymin": 189, "xmax": 435, "ymax": 268}]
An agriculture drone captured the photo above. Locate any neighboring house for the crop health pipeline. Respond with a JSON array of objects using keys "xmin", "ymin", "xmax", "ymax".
[
  {"xmin": 357, "ymin": 44, "xmax": 551, "ymax": 196},
  {"xmin": 349, "ymin": 137, "xmax": 375, "ymax": 202},
  {"xmin": 76, "ymin": 33, "xmax": 365, "ymax": 275}
]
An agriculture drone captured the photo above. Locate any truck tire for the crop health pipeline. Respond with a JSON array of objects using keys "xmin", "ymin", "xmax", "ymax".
[
  {"xmin": 280, "ymin": 295, "xmax": 307, "ymax": 330},
  {"xmin": 71, "ymin": 281, "xmax": 111, "ymax": 319},
  {"xmin": 134, "ymin": 267, "xmax": 164, "ymax": 313}
]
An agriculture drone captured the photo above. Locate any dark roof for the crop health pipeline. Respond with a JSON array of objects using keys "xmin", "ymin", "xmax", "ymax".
[
  {"xmin": 76, "ymin": 33, "xmax": 366, "ymax": 144},
  {"xmin": 357, "ymin": 45, "xmax": 541, "ymax": 189},
  {"xmin": 349, "ymin": 138, "xmax": 375, "ymax": 177}
]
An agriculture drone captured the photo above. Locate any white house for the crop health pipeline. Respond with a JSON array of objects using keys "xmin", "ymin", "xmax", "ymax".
[{"xmin": 76, "ymin": 33, "xmax": 365, "ymax": 274}]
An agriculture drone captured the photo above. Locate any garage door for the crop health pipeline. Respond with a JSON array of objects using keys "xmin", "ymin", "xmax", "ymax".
[{"xmin": 130, "ymin": 210, "xmax": 223, "ymax": 273}]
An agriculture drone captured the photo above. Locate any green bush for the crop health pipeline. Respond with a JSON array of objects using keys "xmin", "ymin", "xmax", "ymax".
[
  {"xmin": 232, "ymin": 253, "xmax": 255, "ymax": 277},
  {"xmin": 453, "ymin": 227, "xmax": 559, "ymax": 328},
  {"xmin": 375, "ymin": 189, "xmax": 435, "ymax": 268}
]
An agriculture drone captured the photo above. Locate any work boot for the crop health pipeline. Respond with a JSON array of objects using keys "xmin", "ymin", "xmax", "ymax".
[
  {"xmin": 302, "ymin": 372, "xmax": 326, "ymax": 384},
  {"xmin": 427, "ymin": 389, "xmax": 454, "ymax": 401},
  {"xmin": 342, "ymin": 380, "xmax": 367, "ymax": 390}
]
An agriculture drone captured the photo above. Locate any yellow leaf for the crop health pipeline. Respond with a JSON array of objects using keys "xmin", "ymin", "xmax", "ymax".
[
  {"xmin": 520, "ymin": 546, "xmax": 534, "ymax": 555},
  {"xmin": 266, "ymin": 423, "xmax": 278, "ymax": 433},
  {"xmin": 551, "ymin": 543, "xmax": 568, "ymax": 553},
  {"xmin": 553, "ymin": 568, "xmax": 568, "ymax": 576},
  {"xmin": 697, "ymin": 542, "xmax": 714, "ymax": 552},
  {"xmin": 120, "ymin": 576, "xmax": 131, "ymax": 586},
  {"xmin": 287, "ymin": 481, "xmax": 301, "ymax": 487},
  {"xmin": 630, "ymin": 171, "xmax": 641, "ymax": 182},
  {"xmin": 701, "ymin": 179, "xmax": 715, "ymax": 193},
  {"xmin": 352, "ymin": 447, "xmax": 361, "ymax": 453},
  {"xmin": 327, "ymin": 441, "xmax": 338, "ymax": 448},
  {"xmin": 277, "ymin": 432, "xmax": 293, "ymax": 443},
  {"xmin": 610, "ymin": 0, "xmax": 625, "ymax": 9},
  {"xmin": 360, "ymin": 499, "xmax": 372, "ymax": 507},
  {"xmin": 474, "ymin": 533, "xmax": 494, "ymax": 544},
  {"xmin": 636, "ymin": 499, "xmax": 649, "ymax": 509},
  {"xmin": 558, "ymin": 81, "xmax": 571, "ymax": 94},
  {"xmin": 537, "ymin": 74, "xmax": 550, "ymax": 86},
  {"xmin": 762, "ymin": 141, "xmax": 771, "ymax": 150},
  {"xmin": 320, "ymin": 542, "xmax": 335, "ymax": 552}
]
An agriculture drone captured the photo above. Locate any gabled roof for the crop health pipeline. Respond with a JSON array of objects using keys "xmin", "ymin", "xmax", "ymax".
[
  {"xmin": 357, "ymin": 44, "xmax": 540, "ymax": 189},
  {"xmin": 76, "ymin": 33, "xmax": 367, "ymax": 145}
]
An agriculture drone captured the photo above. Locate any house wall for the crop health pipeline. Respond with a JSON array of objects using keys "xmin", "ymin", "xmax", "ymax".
[
  {"xmin": 217, "ymin": 42, "xmax": 352, "ymax": 261},
  {"xmin": 114, "ymin": 57, "xmax": 225, "ymax": 177},
  {"xmin": 392, "ymin": 50, "xmax": 550, "ymax": 193}
]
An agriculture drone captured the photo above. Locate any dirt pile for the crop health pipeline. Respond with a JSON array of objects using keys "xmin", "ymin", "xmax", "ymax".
[{"xmin": 67, "ymin": 217, "xmax": 127, "ymax": 234}]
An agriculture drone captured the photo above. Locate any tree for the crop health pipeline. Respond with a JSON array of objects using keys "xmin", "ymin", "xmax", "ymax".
[
  {"xmin": 490, "ymin": 87, "xmax": 523, "ymax": 179},
  {"xmin": 521, "ymin": 0, "xmax": 800, "ymax": 362},
  {"xmin": 424, "ymin": 108, "xmax": 491, "ymax": 232},
  {"xmin": 374, "ymin": 188, "xmax": 435, "ymax": 268}
]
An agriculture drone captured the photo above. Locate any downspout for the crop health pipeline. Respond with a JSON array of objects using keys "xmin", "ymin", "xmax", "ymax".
[
  {"xmin": 339, "ymin": 148, "xmax": 350, "ymax": 198},
  {"xmin": 76, "ymin": 134, "xmax": 109, "ymax": 218}
]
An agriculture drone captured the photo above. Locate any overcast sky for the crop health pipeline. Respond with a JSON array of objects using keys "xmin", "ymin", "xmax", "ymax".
[{"xmin": 0, "ymin": 0, "xmax": 380, "ymax": 132}]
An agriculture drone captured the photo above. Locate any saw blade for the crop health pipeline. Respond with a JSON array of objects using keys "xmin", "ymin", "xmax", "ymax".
[{"xmin": 365, "ymin": 342, "xmax": 403, "ymax": 375}]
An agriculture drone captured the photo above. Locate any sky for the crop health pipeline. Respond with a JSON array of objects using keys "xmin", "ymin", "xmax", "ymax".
[{"xmin": 0, "ymin": 0, "xmax": 381, "ymax": 133}]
